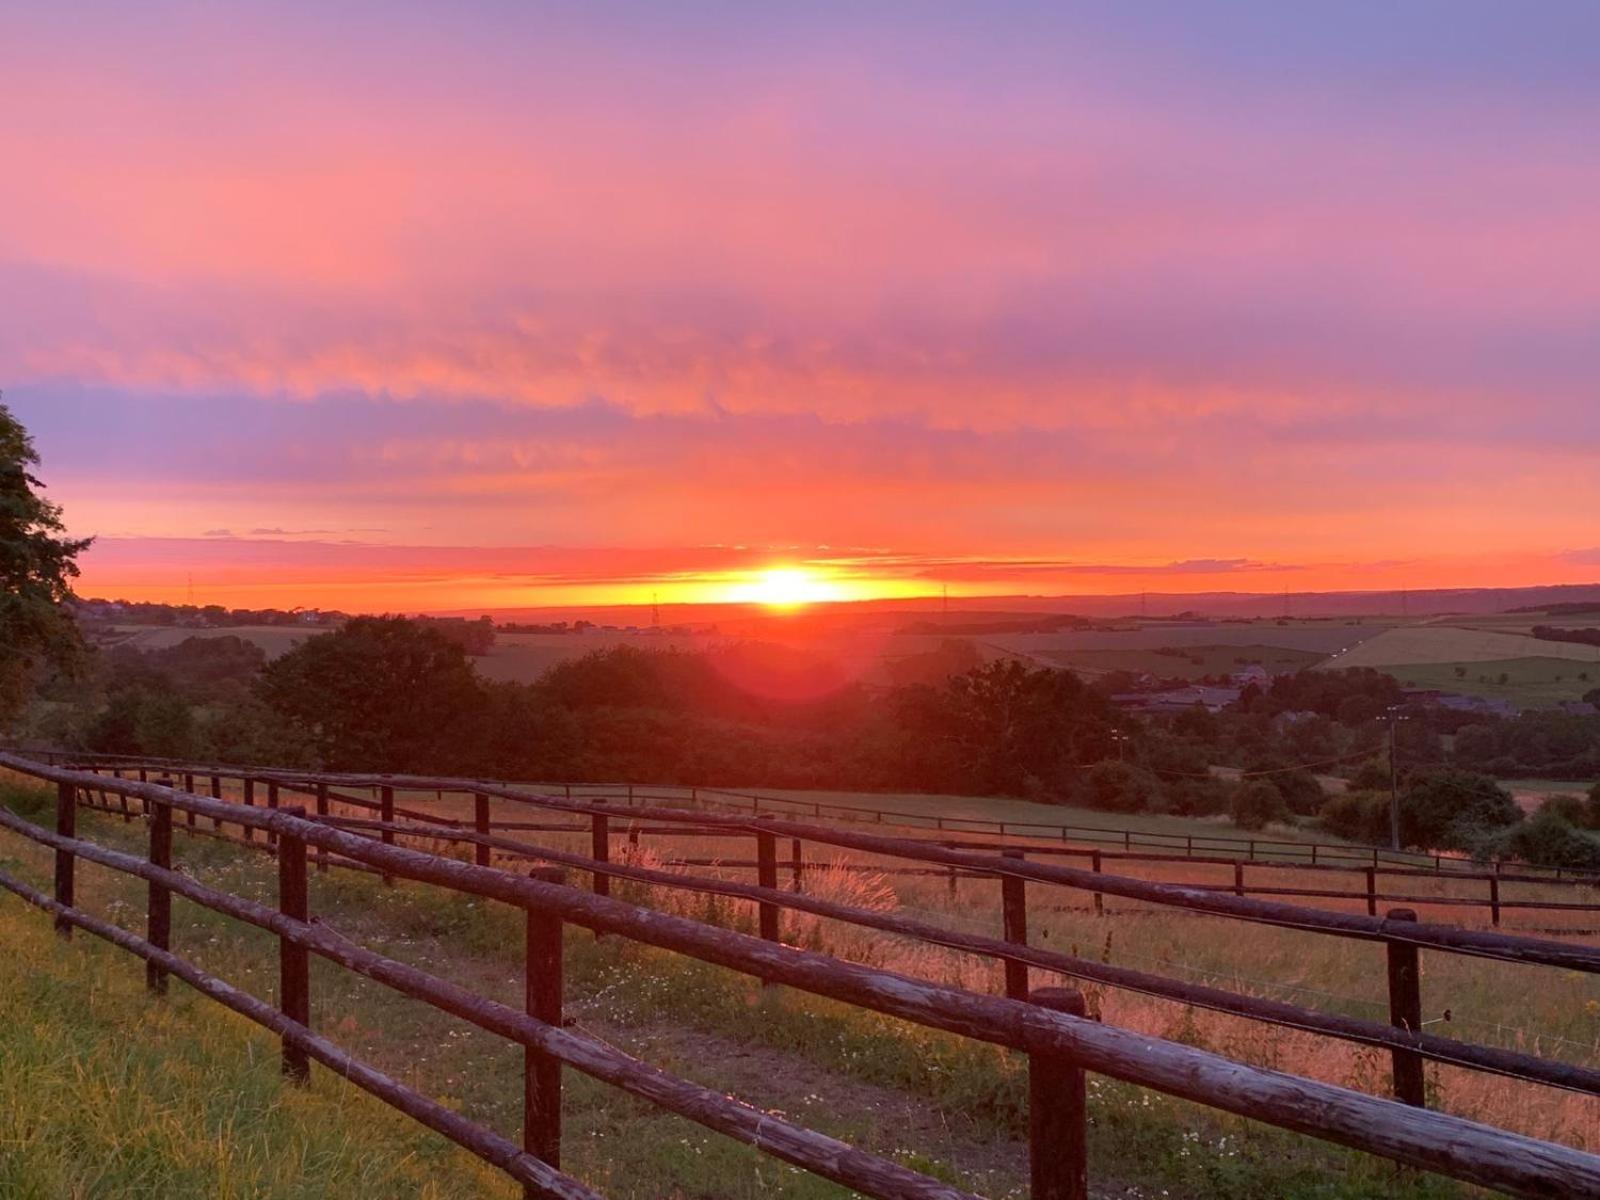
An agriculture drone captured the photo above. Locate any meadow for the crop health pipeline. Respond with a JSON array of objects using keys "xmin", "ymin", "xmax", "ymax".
[
  {"xmin": 11, "ymin": 774, "xmax": 1583, "ymax": 1198},
  {"xmin": 1381, "ymin": 659, "xmax": 1598, "ymax": 708}
]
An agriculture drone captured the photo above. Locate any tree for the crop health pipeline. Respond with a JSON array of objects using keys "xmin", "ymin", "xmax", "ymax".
[
  {"xmin": 1080, "ymin": 760, "xmax": 1163, "ymax": 814},
  {"xmin": 1230, "ymin": 781, "xmax": 1287, "ymax": 831},
  {"xmin": 257, "ymin": 616, "xmax": 485, "ymax": 771},
  {"xmin": 1399, "ymin": 770, "xmax": 1520, "ymax": 852},
  {"xmin": 0, "ymin": 397, "xmax": 91, "ymax": 724}
]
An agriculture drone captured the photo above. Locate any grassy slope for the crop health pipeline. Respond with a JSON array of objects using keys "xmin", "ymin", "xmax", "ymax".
[{"xmin": 0, "ymin": 898, "xmax": 512, "ymax": 1200}]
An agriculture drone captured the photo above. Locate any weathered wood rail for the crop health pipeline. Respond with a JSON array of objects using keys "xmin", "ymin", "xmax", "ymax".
[
  {"xmin": 31, "ymin": 748, "xmax": 1600, "ymax": 883},
  {"xmin": 5, "ymin": 753, "xmax": 1600, "ymax": 1197}
]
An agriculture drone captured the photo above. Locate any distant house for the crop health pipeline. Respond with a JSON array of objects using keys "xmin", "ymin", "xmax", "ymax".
[{"xmin": 1232, "ymin": 664, "xmax": 1272, "ymax": 686}]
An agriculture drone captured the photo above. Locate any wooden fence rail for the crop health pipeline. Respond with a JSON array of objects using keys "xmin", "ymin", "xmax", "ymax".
[{"xmin": 28, "ymin": 748, "xmax": 1599, "ymax": 883}]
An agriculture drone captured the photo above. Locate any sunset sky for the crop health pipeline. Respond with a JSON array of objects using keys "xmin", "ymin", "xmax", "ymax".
[{"xmin": 3, "ymin": 2, "xmax": 1598, "ymax": 611}]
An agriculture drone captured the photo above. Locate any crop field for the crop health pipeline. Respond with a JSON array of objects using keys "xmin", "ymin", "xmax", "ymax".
[{"xmin": 9, "ymin": 771, "xmax": 1600, "ymax": 1198}]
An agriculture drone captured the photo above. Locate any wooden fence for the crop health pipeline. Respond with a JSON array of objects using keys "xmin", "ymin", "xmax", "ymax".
[
  {"xmin": 3, "ymin": 753, "xmax": 1600, "ymax": 1197},
  {"xmin": 29, "ymin": 749, "xmax": 1599, "ymax": 883}
]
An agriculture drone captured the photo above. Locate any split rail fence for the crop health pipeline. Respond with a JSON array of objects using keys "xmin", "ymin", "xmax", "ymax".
[{"xmin": 2, "ymin": 751, "xmax": 1600, "ymax": 1198}]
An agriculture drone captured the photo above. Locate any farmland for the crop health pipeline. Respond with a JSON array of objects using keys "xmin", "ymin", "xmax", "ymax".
[{"xmin": 1323, "ymin": 625, "xmax": 1600, "ymax": 671}]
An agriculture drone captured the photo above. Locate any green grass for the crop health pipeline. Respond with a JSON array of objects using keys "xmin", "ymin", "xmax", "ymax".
[
  {"xmin": 1385, "ymin": 658, "xmax": 1598, "ymax": 708},
  {"xmin": 0, "ymin": 897, "xmax": 513, "ymax": 1200}
]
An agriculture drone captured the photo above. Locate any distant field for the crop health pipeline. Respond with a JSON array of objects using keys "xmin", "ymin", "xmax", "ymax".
[
  {"xmin": 985, "ymin": 620, "xmax": 1391, "ymax": 660},
  {"xmin": 1381, "ymin": 657, "xmax": 1598, "ymax": 707},
  {"xmin": 108, "ymin": 624, "xmax": 322, "ymax": 657},
  {"xmin": 475, "ymin": 632, "xmax": 704, "ymax": 684},
  {"xmin": 1323, "ymin": 624, "xmax": 1600, "ymax": 669},
  {"xmin": 1030, "ymin": 642, "xmax": 1325, "ymax": 679}
]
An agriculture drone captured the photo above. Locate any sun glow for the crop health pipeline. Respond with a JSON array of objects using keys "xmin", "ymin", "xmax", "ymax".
[{"xmin": 724, "ymin": 567, "xmax": 847, "ymax": 609}]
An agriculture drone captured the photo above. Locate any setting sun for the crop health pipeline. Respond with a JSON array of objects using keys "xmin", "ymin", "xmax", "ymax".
[{"xmin": 724, "ymin": 567, "xmax": 845, "ymax": 609}]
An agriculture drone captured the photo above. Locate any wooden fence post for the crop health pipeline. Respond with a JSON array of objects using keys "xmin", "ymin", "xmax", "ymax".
[
  {"xmin": 1233, "ymin": 861, "xmax": 1245, "ymax": 898},
  {"xmin": 210, "ymin": 774, "xmax": 223, "ymax": 829},
  {"xmin": 1489, "ymin": 875, "xmax": 1501, "ymax": 927},
  {"xmin": 474, "ymin": 792, "xmax": 492, "ymax": 869},
  {"xmin": 242, "ymin": 777, "xmax": 255, "ymax": 842},
  {"xmin": 590, "ymin": 804, "xmax": 611, "ymax": 898},
  {"xmin": 791, "ymin": 838, "xmax": 803, "ymax": 891},
  {"xmin": 1029, "ymin": 987, "xmax": 1089, "ymax": 1200},
  {"xmin": 115, "ymin": 769, "xmax": 131, "ymax": 822},
  {"xmin": 183, "ymin": 772, "xmax": 197, "ymax": 828},
  {"xmin": 1385, "ymin": 908, "xmax": 1425, "ymax": 1107},
  {"xmin": 380, "ymin": 785, "xmax": 395, "ymax": 887},
  {"xmin": 1001, "ymin": 849, "xmax": 1029, "ymax": 1001},
  {"xmin": 278, "ymin": 809, "xmax": 311, "ymax": 1084},
  {"xmin": 524, "ymin": 866, "xmax": 566, "ymax": 1183},
  {"xmin": 266, "ymin": 781, "xmax": 280, "ymax": 851},
  {"xmin": 315, "ymin": 782, "xmax": 330, "ymax": 873},
  {"xmin": 1090, "ymin": 850, "xmax": 1103, "ymax": 916},
  {"xmin": 1366, "ymin": 867, "xmax": 1377, "ymax": 917},
  {"xmin": 54, "ymin": 780, "xmax": 75, "ymax": 939},
  {"xmin": 756, "ymin": 831, "xmax": 780, "ymax": 944},
  {"xmin": 147, "ymin": 794, "xmax": 172, "ymax": 995}
]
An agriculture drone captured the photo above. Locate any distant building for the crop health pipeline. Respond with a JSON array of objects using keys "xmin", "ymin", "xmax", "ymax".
[
  {"xmin": 1401, "ymin": 688, "xmax": 1521, "ymax": 717},
  {"xmin": 1231, "ymin": 664, "xmax": 1272, "ymax": 686}
]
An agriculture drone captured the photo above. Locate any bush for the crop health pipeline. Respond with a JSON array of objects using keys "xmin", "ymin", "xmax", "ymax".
[
  {"xmin": 1349, "ymin": 759, "xmax": 1390, "ymax": 792},
  {"xmin": 1230, "ymin": 781, "xmax": 1288, "ymax": 831},
  {"xmin": 1080, "ymin": 760, "xmax": 1164, "ymax": 814},
  {"xmin": 1398, "ymin": 770, "xmax": 1521, "ymax": 852},
  {"xmin": 1163, "ymin": 776, "xmax": 1232, "ymax": 818},
  {"xmin": 1317, "ymin": 790, "xmax": 1391, "ymax": 844},
  {"xmin": 1488, "ymin": 811, "xmax": 1600, "ymax": 871},
  {"xmin": 1270, "ymin": 769, "xmax": 1326, "ymax": 816}
]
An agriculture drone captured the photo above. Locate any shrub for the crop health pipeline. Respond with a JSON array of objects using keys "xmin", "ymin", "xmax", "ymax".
[
  {"xmin": 1270, "ymin": 769, "xmax": 1326, "ymax": 817},
  {"xmin": 1230, "ymin": 781, "xmax": 1288, "ymax": 831},
  {"xmin": 1348, "ymin": 759, "xmax": 1390, "ymax": 792},
  {"xmin": 1317, "ymin": 790, "xmax": 1391, "ymax": 844},
  {"xmin": 1398, "ymin": 770, "xmax": 1520, "ymax": 852},
  {"xmin": 1163, "ymin": 776, "xmax": 1232, "ymax": 818},
  {"xmin": 1080, "ymin": 760, "xmax": 1163, "ymax": 814},
  {"xmin": 1489, "ymin": 811, "xmax": 1600, "ymax": 871}
]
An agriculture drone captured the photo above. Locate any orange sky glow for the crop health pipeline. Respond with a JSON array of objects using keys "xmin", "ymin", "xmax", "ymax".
[{"xmin": 3, "ymin": 4, "xmax": 1597, "ymax": 614}]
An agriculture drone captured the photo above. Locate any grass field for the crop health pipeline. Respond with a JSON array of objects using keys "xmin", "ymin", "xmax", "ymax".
[
  {"xmin": 8, "ymin": 778, "xmax": 1567, "ymax": 1198},
  {"xmin": 107, "ymin": 624, "xmax": 324, "ymax": 658},
  {"xmin": 1029, "ymin": 643, "xmax": 1324, "ymax": 679},
  {"xmin": 1324, "ymin": 625, "xmax": 1600, "ymax": 671},
  {"xmin": 1383, "ymin": 658, "xmax": 1598, "ymax": 708},
  {"xmin": 0, "ymin": 890, "xmax": 512, "ymax": 1199},
  {"xmin": 476, "ymin": 632, "xmax": 705, "ymax": 684}
]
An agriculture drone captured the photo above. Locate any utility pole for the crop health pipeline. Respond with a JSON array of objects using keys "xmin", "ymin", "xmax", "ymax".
[
  {"xmin": 651, "ymin": 592, "xmax": 660, "ymax": 629},
  {"xmin": 1387, "ymin": 707, "xmax": 1404, "ymax": 851}
]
